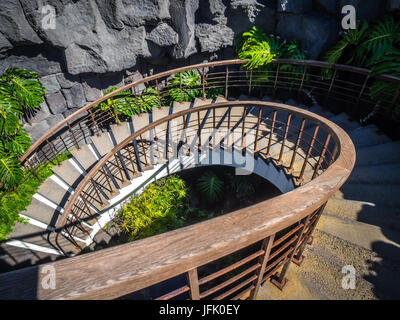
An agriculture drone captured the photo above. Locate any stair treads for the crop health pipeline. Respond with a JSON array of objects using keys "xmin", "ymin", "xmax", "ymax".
[
  {"xmin": 91, "ymin": 133, "xmax": 114, "ymax": 157},
  {"xmin": 7, "ymin": 223, "xmax": 54, "ymax": 249},
  {"xmin": 347, "ymin": 163, "xmax": 400, "ymax": 185},
  {"xmin": 37, "ymin": 178, "xmax": 70, "ymax": 207},
  {"xmin": 355, "ymin": 141, "xmax": 400, "ymax": 166},
  {"xmin": 172, "ymin": 101, "xmax": 191, "ymax": 116},
  {"xmin": 110, "ymin": 122, "xmax": 132, "ymax": 145},
  {"xmin": 21, "ymin": 198, "xmax": 59, "ymax": 227},
  {"xmin": 349, "ymin": 126, "xmax": 391, "ymax": 148},
  {"xmin": 71, "ymin": 144, "xmax": 98, "ymax": 171},
  {"xmin": 325, "ymin": 198, "xmax": 400, "ymax": 232},
  {"xmin": 317, "ymin": 214, "xmax": 400, "ymax": 258},
  {"xmin": 51, "ymin": 160, "xmax": 82, "ymax": 188},
  {"xmin": 0, "ymin": 243, "xmax": 59, "ymax": 273},
  {"xmin": 335, "ymin": 183, "xmax": 400, "ymax": 207},
  {"xmin": 152, "ymin": 107, "xmax": 170, "ymax": 135},
  {"xmin": 326, "ymin": 113, "xmax": 359, "ymax": 132}
]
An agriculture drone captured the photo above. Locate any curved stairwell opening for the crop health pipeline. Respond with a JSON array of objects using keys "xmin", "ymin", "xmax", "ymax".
[{"xmin": 0, "ymin": 59, "xmax": 399, "ymax": 300}]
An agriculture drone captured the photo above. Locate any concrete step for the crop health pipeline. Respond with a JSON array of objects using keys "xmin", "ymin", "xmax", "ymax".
[
  {"xmin": 305, "ymin": 229, "xmax": 400, "ymax": 299},
  {"xmin": 110, "ymin": 122, "xmax": 131, "ymax": 145},
  {"xmin": 91, "ymin": 132, "xmax": 114, "ymax": 157},
  {"xmin": 349, "ymin": 125, "xmax": 391, "ymax": 148},
  {"xmin": 317, "ymin": 213, "xmax": 400, "ymax": 262},
  {"xmin": 0, "ymin": 242, "xmax": 60, "ymax": 273},
  {"xmin": 51, "ymin": 159, "xmax": 82, "ymax": 188},
  {"xmin": 37, "ymin": 178, "xmax": 70, "ymax": 208},
  {"xmin": 334, "ymin": 183, "xmax": 400, "ymax": 207},
  {"xmin": 257, "ymin": 229, "xmax": 379, "ymax": 300},
  {"xmin": 325, "ymin": 198, "xmax": 400, "ymax": 232},
  {"xmin": 347, "ymin": 164, "xmax": 400, "ymax": 185},
  {"xmin": 131, "ymin": 113, "xmax": 150, "ymax": 141},
  {"xmin": 71, "ymin": 144, "xmax": 98, "ymax": 171},
  {"xmin": 326, "ymin": 113, "xmax": 360, "ymax": 132},
  {"xmin": 355, "ymin": 141, "xmax": 400, "ymax": 166},
  {"xmin": 21, "ymin": 198, "xmax": 59, "ymax": 227}
]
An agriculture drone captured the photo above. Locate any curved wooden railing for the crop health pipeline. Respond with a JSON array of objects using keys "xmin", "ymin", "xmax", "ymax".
[
  {"xmin": 0, "ymin": 100, "xmax": 355, "ymax": 299},
  {"xmin": 20, "ymin": 59, "xmax": 399, "ymax": 173}
]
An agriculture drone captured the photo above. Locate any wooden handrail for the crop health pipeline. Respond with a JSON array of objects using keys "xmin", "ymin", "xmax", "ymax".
[
  {"xmin": 20, "ymin": 58, "xmax": 400, "ymax": 164},
  {"xmin": 0, "ymin": 103, "xmax": 354, "ymax": 298},
  {"xmin": 0, "ymin": 101, "xmax": 350, "ymax": 299}
]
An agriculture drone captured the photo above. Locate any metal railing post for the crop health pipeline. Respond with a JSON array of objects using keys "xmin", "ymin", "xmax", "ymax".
[{"xmin": 249, "ymin": 234, "xmax": 275, "ymax": 299}]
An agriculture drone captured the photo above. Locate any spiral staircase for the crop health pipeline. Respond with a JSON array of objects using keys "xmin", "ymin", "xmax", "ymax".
[{"xmin": 0, "ymin": 59, "xmax": 399, "ymax": 300}]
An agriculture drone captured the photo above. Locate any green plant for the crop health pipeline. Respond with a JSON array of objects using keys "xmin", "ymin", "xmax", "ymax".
[
  {"xmin": 229, "ymin": 175, "xmax": 256, "ymax": 198},
  {"xmin": 197, "ymin": 171, "xmax": 224, "ymax": 203},
  {"xmin": 95, "ymin": 87, "xmax": 135, "ymax": 120},
  {"xmin": 117, "ymin": 175, "xmax": 188, "ymax": 241},
  {"xmin": 167, "ymin": 71, "xmax": 202, "ymax": 104},
  {"xmin": 323, "ymin": 13, "xmax": 400, "ymax": 119},
  {"xmin": 0, "ymin": 151, "xmax": 70, "ymax": 241},
  {"xmin": 235, "ymin": 27, "xmax": 308, "ymax": 71},
  {"xmin": 131, "ymin": 87, "xmax": 160, "ymax": 113},
  {"xmin": 235, "ymin": 27, "xmax": 276, "ymax": 70},
  {"xmin": 0, "ymin": 68, "xmax": 44, "ymax": 190}
]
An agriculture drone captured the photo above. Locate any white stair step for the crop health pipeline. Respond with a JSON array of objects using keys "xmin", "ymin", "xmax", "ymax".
[
  {"xmin": 110, "ymin": 122, "xmax": 131, "ymax": 145},
  {"xmin": 71, "ymin": 144, "xmax": 98, "ymax": 171},
  {"xmin": 91, "ymin": 132, "xmax": 114, "ymax": 157}
]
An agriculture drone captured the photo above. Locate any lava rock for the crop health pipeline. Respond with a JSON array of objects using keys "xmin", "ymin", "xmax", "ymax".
[
  {"xmin": 277, "ymin": 0, "xmax": 313, "ymax": 14},
  {"xmin": 28, "ymin": 101, "xmax": 51, "ymax": 124},
  {"xmin": 0, "ymin": 54, "xmax": 62, "ymax": 76},
  {"xmin": 0, "ymin": 33, "xmax": 12, "ymax": 56},
  {"xmin": 81, "ymin": 75, "xmax": 103, "ymax": 102},
  {"xmin": 195, "ymin": 24, "xmax": 234, "ymax": 53},
  {"xmin": 56, "ymin": 73, "xmax": 80, "ymax": 89},
  {"xmin": 148, "ymin": 23, "xmax": 179, "ymax": 47},
  {"xmin": 40, "ymin": 75, "xmax": 61, "ymax": 94},
  {"xmin": 339, "ymin": 0, "xmax": 386, "ymax": 21},
  {"xmin": 0, "ymin": 0, "xmax": 42, "ymax": 45},
  {"xmin": 226, "ymin": 0, "xmax": 275, "ymax": 35},
  {"xmin": 170, "ymin": 0, "xmax": 199, "ymax": 59},
  {"xmin": 62, "ymin": 84, "xmax": 87, "ymax": 109},
  {"xmin": 277, "ymin": 13, "xmax": 340, "ymax": 59},
  {"xmin": 387, "ymin": 0, "xmax": 400, "ymax": 11},
  {"xmin": 45, "ymin": 92, "xmax": 67, "ymax": 115},
  {"xmin": 313, "ymin": 0, "xmax": 339, "ymax": 15}
]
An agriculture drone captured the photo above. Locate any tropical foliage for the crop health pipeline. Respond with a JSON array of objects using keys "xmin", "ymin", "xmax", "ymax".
[
  {"xmin": 0, "ymin": 68, "xmax": 44, "ymax": 190},
  {"xmin": 197, "ymin": 171, "xmax": 224, "ymax": 203},
  {"xmin": 235, "ymin": 26, "xmax": 308, "ymax": 71},
  {"xmin": 0, "ymin": 152, "xmax": 70, "ymax": 242},
  {"xmin": 323, "ymin": 13, "xmax": 400, "ymax": 119},
  {"xmin": 117, "ymin": 175, "xmax": 189, "ymax": 241}
]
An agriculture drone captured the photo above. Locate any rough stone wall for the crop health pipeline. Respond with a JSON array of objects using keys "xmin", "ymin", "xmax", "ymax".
[{"xmin": 0, "ymin": 0, "xmax": 397, "ymax": 141}]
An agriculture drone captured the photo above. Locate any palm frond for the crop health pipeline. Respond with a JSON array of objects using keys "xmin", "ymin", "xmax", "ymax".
[
  {"xmin": 2, "ymin": 68, "xmax": 45, "ymax": 110},
  {"xmin": 197, "ymin": 171, "xmax": 224, "ymax": 203},
  {"xmin": 0, "ymin": 146, "xmax": 23, "ymax": 190},
  {"xmin": 238, "ymin": 41, "xmax": 275, "ymax": 69}
]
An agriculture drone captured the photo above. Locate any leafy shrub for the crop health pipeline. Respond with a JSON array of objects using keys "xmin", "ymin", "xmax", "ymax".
[
  {"xmin": 0, "ymin": 68, "xmax": 44, "ymax": 190},
  {"xmin": 117, "ymin": 175, "xmax": 188, "ymax": 241},
  {"xmin": 0, "ymin": 152, "xmax": 70, "ymax": 241},
  {"xmin": 323, "ymin": 13, "xmax": 400, "ymax": 119},
  {"xmin": 235, "ymin": 27, "xmax": 308, "ymax": 71},
  {"xmin": 197, "ymin": 171, "xmax": 224, "ymax": 203},
  {"xmin": 167, "ymin": 71, "xmax": 202, "ymax": 103}
]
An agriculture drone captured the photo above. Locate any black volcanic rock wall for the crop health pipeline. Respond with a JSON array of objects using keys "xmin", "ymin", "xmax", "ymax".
[{"xmin": 0, "ymin": 0, "xmax": 398, "ymax": 141}]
